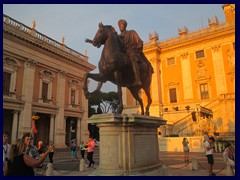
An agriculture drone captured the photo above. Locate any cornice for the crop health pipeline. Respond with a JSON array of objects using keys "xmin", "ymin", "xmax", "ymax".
[
  {"xmin": 3, "ymin": 15, "xmax": 95, "ymax": 72},
  {"xmin": 144, "ymin": 24, "xmax": 235, "ymax": 54}
]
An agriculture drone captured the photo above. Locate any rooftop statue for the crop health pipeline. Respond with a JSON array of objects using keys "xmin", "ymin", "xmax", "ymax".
[{"xmin": 83, "ymin": 20, "xmax": 154, "ymax": 115}]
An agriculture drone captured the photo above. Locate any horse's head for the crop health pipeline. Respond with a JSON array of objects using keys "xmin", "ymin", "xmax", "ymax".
[{"xmin": 92, "ymin": 22, "xmax": 116, "ymax": 48}]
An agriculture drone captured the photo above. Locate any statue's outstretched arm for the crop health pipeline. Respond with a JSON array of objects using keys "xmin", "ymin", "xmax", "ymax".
[{"xmin": 85, "ymin": 38, "xmax": 93, "ymax": 44}]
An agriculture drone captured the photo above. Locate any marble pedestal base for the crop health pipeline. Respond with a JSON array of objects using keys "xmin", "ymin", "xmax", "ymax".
[{"xmin": 87, "ymin": 113, "xmax": 166, "ymax": 176}]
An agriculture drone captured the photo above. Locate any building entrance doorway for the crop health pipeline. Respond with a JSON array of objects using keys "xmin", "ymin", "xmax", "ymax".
[
  {"xmin": 65, "ymin": 117, "xmax": 77, "ymax": 147},
  {"xmin": 33, "ymin": 113, "xmax": 50, "ymax": 146},
  {"xmin": 3, "ymin": 109, "xmax": 13, "ymax": 143}
]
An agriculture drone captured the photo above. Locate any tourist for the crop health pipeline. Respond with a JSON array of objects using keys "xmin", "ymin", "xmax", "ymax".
[
  {"xmin": 80, "ymin": 141, "xmax": 86, "ymax": 159},
  {"xmin": 182, "ymin": 137, "xmax": 190, "ymax": 163},
  {"xmin": 204, "ymin": 136, "xmax": 216, "ymax": 176},
  {"xmin": 3, "ymin": 131, "xmax": 11, "ymax": 176},
  {"xmin": 6, "ymin": 139, "xmax": 53, "ymax": 176},
  {"xmin": 223, "ymin": 142, "xmax": 235, "ymax": 168},
  {"xmin": 70, "ymin": 140, "xmax": 78, "ymax": 161},
  {"xmin": 37, "ymin": 141, "xmax": 45, "ymax": 156},
  {"xmin": 21, "ymin": 133, "xmax": 40, "ymax": 159},
  {"xmin": 86, "ymin": 137, "xmax": 95, "ymax": 168},
  {"xmin": 48, "ymin": 141, "xmax": 55, "ymax": 163}
]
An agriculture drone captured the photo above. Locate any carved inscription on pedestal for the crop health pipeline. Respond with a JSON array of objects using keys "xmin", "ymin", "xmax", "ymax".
[
  {"xmin": 134, "ymin": 134, "xmax": 158, "ymax": 166},
  {"xmin": 100, "ymin": 134, "xmax": 120, "ymax": 169}
]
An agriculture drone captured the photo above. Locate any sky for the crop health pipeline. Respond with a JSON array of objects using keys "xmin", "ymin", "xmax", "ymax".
[{"xmin": 3, "ymin": 4, "xmax": 226, "ymax": 92}]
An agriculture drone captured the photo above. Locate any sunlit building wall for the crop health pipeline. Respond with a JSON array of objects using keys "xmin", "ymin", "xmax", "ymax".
[
  {"xmin": 123, "ymin": 4, "xmax": 235, "ymax": 141},
  {"xmin": 3, "ymin": 14, "xmax": 95, "ymax": 147}
]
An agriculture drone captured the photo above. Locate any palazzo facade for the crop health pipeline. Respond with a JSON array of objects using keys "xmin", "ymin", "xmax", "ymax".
[
  {"xmin": 123, "ymin": 4, "xmax": 235, "ymax": 141},
  {"xmin": 3, "ymin": 14, "xmax": 95, "ymax": 147}
]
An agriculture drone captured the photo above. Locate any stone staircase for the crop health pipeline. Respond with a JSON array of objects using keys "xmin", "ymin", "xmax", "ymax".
[
  {"xmin": 171, "ymin": 93, "xmax": 235, "ymax": 137},
  {"xmin": 171, "ymin": 98, "xmax": 220, "ymax": 136}
]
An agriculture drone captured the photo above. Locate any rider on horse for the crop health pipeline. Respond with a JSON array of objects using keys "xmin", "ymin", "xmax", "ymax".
[{"xmin": 118, "ymin": 19, "xmax": 154, "ymax": 87}]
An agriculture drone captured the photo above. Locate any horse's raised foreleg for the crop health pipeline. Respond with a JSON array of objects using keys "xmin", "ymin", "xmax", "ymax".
[
  {"xmin": 82, "ymin": 73, "xmax": 105, "ymax": 99},
  {"xmin": 83, "ymin": 73, "xmax": 90, "ymax": 99},
  {"xmin": 128, "ymin": 87, "xmax": 144, "ymax": 115}
]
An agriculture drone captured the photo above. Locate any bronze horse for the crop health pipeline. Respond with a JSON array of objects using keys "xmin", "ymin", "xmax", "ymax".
[{"xmin": 83, "ymin": 23, "xmax": 153, "ymax": 115}]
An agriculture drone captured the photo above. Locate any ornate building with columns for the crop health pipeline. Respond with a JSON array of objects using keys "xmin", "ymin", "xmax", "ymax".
[
  {"xmin": 123, "ymin": 4, "xmax": 235, "ymax": 141},
  {"xmin": 3, "ymin": 14, "xmax": 95, "ymax": 147}
]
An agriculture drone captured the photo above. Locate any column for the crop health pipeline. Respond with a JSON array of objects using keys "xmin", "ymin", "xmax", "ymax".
[
  {"xmin": 20, "ymin": 59, "xmax": 36, "ymax": 135},
  {"xmin": 81, "ymin": 89, "xmax": 90, "ymax": 143},
  {"xmin": 149, "ymin": 55, "xmax": 162, "ymax": 117},
  {"xmin": 76, "ymin": 117, "xmax": 81, "ymax": 144},
  {"xmin": 49, "ymin": 114, "xmax": 55, "ymax": 143},
  {"xmin": 54, "ymin": 71, "xmax": 66, "ymax": 147},
  {"xmin": 11, "ymin": 110, "xmax": 20, "ymax": 142},
  {"xmin": 212, "ymin": 45, "xmax": 227, "ymax": 96},
  {"xmin": 181, "ymin": 53, "xmax": 193, "ymax": 100}
]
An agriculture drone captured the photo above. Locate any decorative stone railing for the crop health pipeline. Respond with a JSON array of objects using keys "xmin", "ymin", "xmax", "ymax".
[
  {"xmin": 3, "ymin": 14, "xmax": 88, "ymax": 61},
  {"xmin": 144, "ymin": 22, "xmax": 234, "ymax": 48}
]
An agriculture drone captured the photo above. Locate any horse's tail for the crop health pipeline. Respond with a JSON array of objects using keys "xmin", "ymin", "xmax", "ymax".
[{"xmin": 141, "ymin": 52, "xmax": 154, "ymax": 74}]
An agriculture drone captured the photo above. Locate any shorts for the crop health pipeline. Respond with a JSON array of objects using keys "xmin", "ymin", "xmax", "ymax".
[
  {"xmin": 206, "ymin": 154, "xmax": 214, "ymax": 164},
  {"xmin": 184, "ymin": 147, "xmax": 189, "ymax": 152},
  {"xmin": 71, "ymin": 150, "xmax": 76, "ymax": 156}
]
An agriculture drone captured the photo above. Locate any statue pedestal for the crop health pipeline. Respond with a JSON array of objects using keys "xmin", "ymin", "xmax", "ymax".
[{"xmin": 88, "ymin": 113, "xmax": 167, "ymax": 176}]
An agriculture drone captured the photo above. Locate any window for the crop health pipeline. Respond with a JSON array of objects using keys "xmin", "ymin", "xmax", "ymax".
[
  {"xmin": 71, "ymin": 90, "xmax": 76, "ymax": 105},
  {"xmin": 167, "ymin": 57, "xmax": 175, "ymax": 66},
  {"xmin": 169, "ymin": 88, "xmax": 177, "ymax": 103},
  {"xmin": 68, "ymin": 80, "xmax": 79, "ymax": 108},
  {"xmin": 42, "ymin": 82, "xmax": 48, "ymax": 102},
  {"xmin": 200, "ymin": 83, "xmax": 209, "ymax": 99},
  {"xmin": 38, "ymin": 70, "xmax": 54, "ymax": 104},
  {"xmin": 3, "ymin": 57, "xmax": 20, "ymax": 99},
  {"xmin": 3, "ymin": 72, "xmax": 11, "ymax": 95},
  {"xmin": 196, "ymin": 50, "xmax": 205, "ymax": 59}
]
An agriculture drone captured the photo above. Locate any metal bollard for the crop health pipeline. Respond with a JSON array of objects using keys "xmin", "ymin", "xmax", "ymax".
[
  {"xmin": 161, "ymin": 164, "xmax": 168, "ymax": 176},
  {"xmin": 225, "ymin": 164, "xmax": 234, "ymax": 176},
  {"xmin": 191, "ymin": 158, "xmax": 198, "ymax": 171},
  {"xmin": 46, "ymin": 163, "xmax": 53, "ymax": 176},
  {"xmin": 79, "ymin": 158, "xmax": 86, "ymax": 172}
]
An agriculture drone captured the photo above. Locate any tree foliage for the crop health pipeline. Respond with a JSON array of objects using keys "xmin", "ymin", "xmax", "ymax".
[
  {"xmin": 88, "ymin": 91, "xmax": 120, "ymax": 117},
  {"xmin": 88, "ymin": 91, "xmax": 120, "ymax": 141}
]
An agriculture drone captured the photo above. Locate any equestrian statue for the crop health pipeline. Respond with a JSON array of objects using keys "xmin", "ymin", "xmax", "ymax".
[{"xmin": 83, "ymin": 19, "xmax": 154, "ymax": 115}]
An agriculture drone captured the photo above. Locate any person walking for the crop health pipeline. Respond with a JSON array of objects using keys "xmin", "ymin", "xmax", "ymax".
[
  {"xmin": 86, "ymin": 137, "xmax": 95, "ymax": 168},
  {"xmin": 204, "ymin": 136, "xmax": 216, "ymax": 176},
  {"xmin": 80, "ymin": 141, "xmax": 86, "ymax": 159},
  {"xmin": 70, "ymin": 140, "xmax": 78, "ymax": 161},
  {"xmin": 3, "ymin": 131, "xmax": 11, "ymax": 176},
  {"xmin": 182, "ymin": 137, "xmax": 190, "ymax": 163},
  {"xmin": 6, "ymin": 139, "xmax": 53, "ymax": 176}
]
